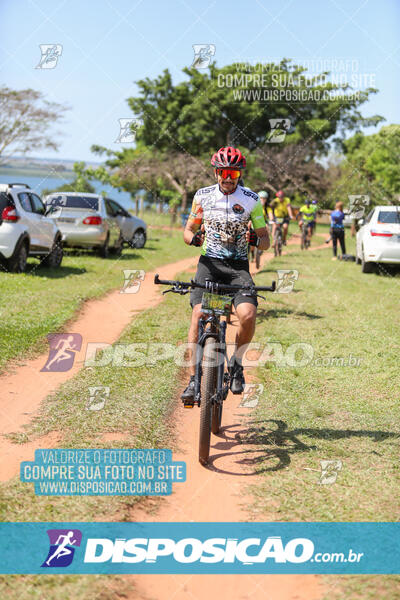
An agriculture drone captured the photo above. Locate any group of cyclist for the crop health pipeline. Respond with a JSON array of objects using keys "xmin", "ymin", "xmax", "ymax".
[
  {"xmin": 181, "ymin": 145, "xmax": 320, "ymax": 401},
  {"xmin": 249, "ymin": 189, "xmax": 319, "ymax": 263}
]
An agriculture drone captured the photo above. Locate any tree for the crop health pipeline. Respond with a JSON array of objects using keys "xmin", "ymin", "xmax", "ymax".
[
  {"xmin": 88, "ymin": 59, "xmax": 384, "ymax": 215},
  {"xmin": 41, "ymin": 162, "xmax": 95, "ymax": 196},
  {"xmin": 336, "ymin": 124, "xmax": 400, "ymax": 205},
  {"xmin": 128, "ymin": 60, "xmax": 383, "ymax": 157},
  {"xmin": 0, "ymin": 86, "xmax": 68, "ymax": 164},
  {"xmin": 249, "ymin": 144, "xmax": 332, "ymax": 204}
]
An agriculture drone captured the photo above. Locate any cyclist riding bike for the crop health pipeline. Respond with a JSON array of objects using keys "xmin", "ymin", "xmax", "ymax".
[
  {"xmin": 298, "ymin": 198, "xmax": 315, "ymax": 243},
  {"xmin": 269, "ymin": 190, "xmax": 294, "ymax": 245},
  {"xmin": 182, "ymin": 146, "xmax": 270, "ymax": 400}
]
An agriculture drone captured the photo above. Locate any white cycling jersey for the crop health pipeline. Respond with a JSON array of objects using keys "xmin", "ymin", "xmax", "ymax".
[{"xmin": 189, "ymin": 184, "xmax": 266, "ymax": 260}]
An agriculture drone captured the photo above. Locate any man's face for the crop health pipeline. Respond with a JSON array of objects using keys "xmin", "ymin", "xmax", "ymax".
[{"xmin": 215, "ymin": 169, "xmax": 240, "ymax": 194}]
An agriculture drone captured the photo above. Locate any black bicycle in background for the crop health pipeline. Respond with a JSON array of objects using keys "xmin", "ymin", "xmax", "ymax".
[{"xmin": 154, "ymin": 274, "xmax": 276, "ymax": 465}]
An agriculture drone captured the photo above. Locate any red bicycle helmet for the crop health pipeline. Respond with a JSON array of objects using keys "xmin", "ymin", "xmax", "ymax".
[
  {"xmin": 211, "ymin": 146, "xmax": 246, "ymax": 169},
  {"xmin": 276, "ymin": 190, "xmax": 284, "ymax": 198}
]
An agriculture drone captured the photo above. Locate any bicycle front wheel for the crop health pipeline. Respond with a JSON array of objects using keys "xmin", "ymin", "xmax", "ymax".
[{"xmin": 199, "ymin": 337, "xmax": 218, "ymax": 465}]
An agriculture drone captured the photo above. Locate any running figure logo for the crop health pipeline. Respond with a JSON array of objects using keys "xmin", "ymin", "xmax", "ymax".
[
  {"xmin": 275, "ymin": 270, "xmax": 299, "ymax": 293},
  {"xmin": 318, "ymin": 460, "xmax": 342, "ymax": 485},
  {"xmin": 41, "ymin": 529, "xmax": 82, "ymax": 567},
  {"xmin": 115, "ymin": 118, "xmax": 142, "ymax": 143},
  {"xmin": 240, "ymin": 383, "xmax": 264, "ymax": 408},
  {"xmin": 36, "ymin": 44, "xmax": 63, "ymax": 69},
  {"xmin": 41, "ymin": 333, "xmax": 82, "ymax": 372},
  {"xmin": 266, "ymin": 119, "xmax": 291, "ymax": 143},
  {"xmin": 348, "ymin": 195, "xmax": 370, "ymax": 220},
  {"xmin": 191, "ymin": 44, "xmax": 216, "ymax": 69},
  {"xmin": 120, "ymin": 269, "xmax": 145, "ymax": 294}
]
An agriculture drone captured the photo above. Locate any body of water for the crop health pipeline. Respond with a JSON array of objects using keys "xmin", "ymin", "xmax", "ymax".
[{"xmin": 0, "ymin": 172, "xmax": 138, "ymax": 212}]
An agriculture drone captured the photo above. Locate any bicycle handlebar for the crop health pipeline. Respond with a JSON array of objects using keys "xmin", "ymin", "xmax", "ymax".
[{"xmin": 154, "ymin": 274, "xmax": 276, "ymax": 293}]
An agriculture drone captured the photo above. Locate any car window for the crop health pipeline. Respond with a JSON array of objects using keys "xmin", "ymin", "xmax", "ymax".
[
  {"xmin": 109, "ymin": 200, "xmax": 127, "ymax": 216},
  {"xmin": 377, "ymin": 210, "xmax": 400, "ymax": 224},
  {"xmin": 46, "ymin": 195, "xmax": 99, "ymax": 210},
  {"xmin": 18, "ymin": 192, "xmax": 32, "ymax": 213},
  {"xmin": 105, "ymin": 200, "xmax": 117, "ymax": 217},
  {"xmin": 0, "ymin": 192, "xmax": 12, "ymax": 213},
  {"xmin": 30, "ymin": 193, "xmax": 46, "ymax": 215},
  {"xmin": 365, "ymin": 210, "xmax": 374, "ymax": 224}
]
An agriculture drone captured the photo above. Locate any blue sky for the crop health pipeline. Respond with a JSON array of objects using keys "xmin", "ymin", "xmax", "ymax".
[{"xmin": 1, "ymin": 0, "xmax": 399, "ymax": 162}]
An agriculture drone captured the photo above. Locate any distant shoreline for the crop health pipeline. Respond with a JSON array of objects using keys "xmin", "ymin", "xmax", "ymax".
[{"xmin": 0, "ymin": 165, "xmax": 75, "ymax": 179}]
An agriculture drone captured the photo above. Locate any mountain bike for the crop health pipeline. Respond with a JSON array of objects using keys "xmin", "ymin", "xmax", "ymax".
[
  {"xmin": 273, "ymin": 219, "xmax": 284, "ymax": 256},
  {"xmin": 301, "ymin": 222, "xmax": 311, "ymax": 250},
  {"xmin": 154, "ymin": 274, "xmax": 276, "ymax": 465}
]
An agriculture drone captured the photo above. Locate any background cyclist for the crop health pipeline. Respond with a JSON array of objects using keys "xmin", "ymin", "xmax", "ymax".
[
  {"xmin": 181, "ymin": 146, "xmax": 270, "ymax": 400},
  {"xmin": 298, "ymin": 197, "xmax": 315, "ymax": 243},
  {"xmin": 269, "ymin": 190, "xmax": 294, "ymax": 245}
]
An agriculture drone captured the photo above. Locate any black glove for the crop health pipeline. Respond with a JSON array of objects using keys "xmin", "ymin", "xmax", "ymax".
[
  {"xmin": 248, "ymin": 230, "xmax": 259, "ymax": 247},
  {"xmin": 190, "ymin": 231, "xmax": 203, "ymax": 246}
]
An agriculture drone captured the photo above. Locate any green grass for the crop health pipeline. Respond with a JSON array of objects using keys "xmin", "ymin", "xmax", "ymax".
[
  {"xmin": 246, "ymin": 236, "xmax": 400, "ymax": 598},
  {"xmin": 0, "ymin": 227, "xmax": 197, "ymax": 372},
  {"xmin": 0, "ymin": 279, "xmax": 192, "ymax": 599},
  {"xmin": 2, "ymin": 230, "xmax": 399, "ymax": 598}
]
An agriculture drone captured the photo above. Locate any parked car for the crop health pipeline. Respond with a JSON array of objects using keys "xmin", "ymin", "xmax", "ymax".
[
  {"xmin": 103, "ymin": 198, "xmax": 147, "ymax": 249},
  {"xmin": 0, "ymin": 183, "xmax": 63, "ymax": 273},
  {"xmin": 43, "ymin": 193, "xmax": 147, "ymax": 256},
  {"xmin": 356, "ymin": 205, "xmax": 400, "ymax": 273}
]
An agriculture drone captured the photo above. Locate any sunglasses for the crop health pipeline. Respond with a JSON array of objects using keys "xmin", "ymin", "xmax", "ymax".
[{"xmin": 216, "ymin": 168, "xmax": 241, "ymax": 180}]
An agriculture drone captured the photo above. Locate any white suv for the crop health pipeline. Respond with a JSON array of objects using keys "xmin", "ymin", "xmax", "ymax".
[{"xmin": 0, "ymin": 183, "xmax": 63, "ymax": 273}]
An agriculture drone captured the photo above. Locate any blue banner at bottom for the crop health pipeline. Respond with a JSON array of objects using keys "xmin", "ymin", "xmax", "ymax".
[{"xmin": 0, "ymin": 522, "xmax": 398, "ymax": 574}]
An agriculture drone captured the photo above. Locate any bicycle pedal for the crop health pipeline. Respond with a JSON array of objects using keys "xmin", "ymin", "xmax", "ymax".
[{"xmin": 182, "ymin": 400, "xmax": 195, "ymax": 408}]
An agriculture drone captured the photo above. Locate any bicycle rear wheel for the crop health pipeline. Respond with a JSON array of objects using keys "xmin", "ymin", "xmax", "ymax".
[{"xmin": 199, "ymin": 337, "xmax": 218, "ymax": 465}]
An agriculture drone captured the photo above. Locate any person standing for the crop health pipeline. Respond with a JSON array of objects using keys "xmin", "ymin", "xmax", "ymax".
[{"xmin": 330, "ymin": 201, "xmax": 346, "ymax": 260}]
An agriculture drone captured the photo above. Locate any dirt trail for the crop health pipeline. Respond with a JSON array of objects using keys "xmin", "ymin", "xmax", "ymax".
[
  {"xmin": 128, "ymin": 241, "xmax": 326, "ymax": 600},
  {"xmin": 1, "ymin": 235, "xmax": 328, "ymax": 599},
  {"xmin": 0, "ymin": 255, "xmax": 199, "ymax": 480}
]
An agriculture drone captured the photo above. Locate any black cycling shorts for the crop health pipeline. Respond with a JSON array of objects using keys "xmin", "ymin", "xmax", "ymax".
[{"xmin": 190, "ymin": 255, "xmax": 258, "ymax": 309}]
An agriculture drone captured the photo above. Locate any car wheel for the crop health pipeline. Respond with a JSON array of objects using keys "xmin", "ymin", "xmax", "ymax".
[
  {"xmin": 131, "ymin": 229, "xmax": 146, "ymax": 249},
  {"xmin": 99, "ymin": 234, "xmax": 110, "ymax": 258},
  {"xmin": 42, "ymin": 236, "xmax": 63, "ymax": 268},
  {"xmin": 361, "ymin": 249, "xmax": 375, "ymax": 273},
  {"xmin": 7, "ymin": 242, "xmax": 28, "ymax": 273}
]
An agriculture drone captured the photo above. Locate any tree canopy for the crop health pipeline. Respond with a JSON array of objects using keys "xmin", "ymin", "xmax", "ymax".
[
  {"xmin": 0, "ymin": 86, "xmax": 68, "ymax": 165},
  {"xmin": 89, "ymin": 59, "xmax": 384, "ymax": 215},
  {"xmin": 336, "ymin": 124, "xmax": 400, "ymax": 204}
]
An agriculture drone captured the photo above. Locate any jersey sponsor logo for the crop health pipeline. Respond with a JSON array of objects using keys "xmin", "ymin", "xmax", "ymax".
[
  {"xmin": 197, "ymin": 186, "xmax": 215, "ymax": 195},
  {"xmin": 232, "ymin": 203, "xmax": 244, "ymax": 214},
  {"xmin": 242, "ymin": 189, "xmax": 258, "ymax": 200}
]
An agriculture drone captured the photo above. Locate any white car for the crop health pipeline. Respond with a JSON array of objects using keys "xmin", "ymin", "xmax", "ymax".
[
  {"xmin": 0, "ymin": 183, "xmax": 63, "ymax": 273},
  {"xmin": 356, "ymin": 205, "xmax": 400, "ymax": 273}
]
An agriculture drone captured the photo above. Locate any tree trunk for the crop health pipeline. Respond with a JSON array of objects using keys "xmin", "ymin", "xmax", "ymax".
[
  {"xmin": 181, "ymin": 190, "xmax": 188, "ymax": 213},
  {"xmin": 170, "ymin": 204, "xmax": 177, "ymax": 226},
  {"xmin": 156, "ymin": 197, "xmax": 162, "ymax": 214},
  {"xmin": 135, "ymin": 196, "xmax": 139, "ymax": 215}
]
